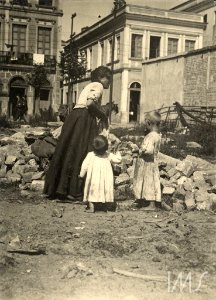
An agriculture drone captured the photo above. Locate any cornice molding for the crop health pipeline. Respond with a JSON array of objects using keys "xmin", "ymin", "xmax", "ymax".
[
  {"xmin": 0, "ymin": 4, "xmax": 63, "ymax": 17},
  {"xmin": 126, "ymin": 13, "xmax": 205, "ymax": 30}
]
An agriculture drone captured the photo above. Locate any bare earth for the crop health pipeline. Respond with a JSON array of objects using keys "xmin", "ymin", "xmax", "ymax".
[{"xmin": 0, "ymin": 186, "xmax": 216, "ymax": 300}]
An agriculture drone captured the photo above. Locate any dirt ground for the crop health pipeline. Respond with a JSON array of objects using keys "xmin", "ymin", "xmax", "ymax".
[{"xmin": 0, "ymin": 185, "xmax": 216, "ymax": 300}]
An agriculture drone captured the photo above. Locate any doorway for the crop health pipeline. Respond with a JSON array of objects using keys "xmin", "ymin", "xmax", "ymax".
[
  {"xmin": 9, "ymin": 77, "xmax": 27, "ymax": 119},
  {"xmin": 129, "ymin": 82, "xmax": 141, "ymax": 123}
]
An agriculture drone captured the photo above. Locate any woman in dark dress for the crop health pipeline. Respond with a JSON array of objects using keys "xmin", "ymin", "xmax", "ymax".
[{"xmin": 44, "ymin": 66, "xmax": 112, "ymax": 199}]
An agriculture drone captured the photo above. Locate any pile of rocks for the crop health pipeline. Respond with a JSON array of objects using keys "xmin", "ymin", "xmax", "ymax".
[
  {"xmin": 114, "ymin": 134, "xmax": 216, "ymax": 211},
  {"xmin": 0, "ymin": 127, "xmax": 215, "ymax": 211},
  {"xmin": 0, "ymin": 127, "xmax": 51, "ymax": 194}
]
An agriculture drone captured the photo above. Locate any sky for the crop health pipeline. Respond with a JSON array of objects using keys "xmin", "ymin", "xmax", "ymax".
[{"xmin": 61, "ymin": 0, "xmax": 185, "ymax": 41}]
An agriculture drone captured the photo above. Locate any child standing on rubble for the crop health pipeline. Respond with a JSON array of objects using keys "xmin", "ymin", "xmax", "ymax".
[
  {"xmin": 133, "ymin": 111, "xmax": 162, "ymax": 210},
  {"xmin": 78, "ymin": 135, "xmax": 122, "ymax": 213}
]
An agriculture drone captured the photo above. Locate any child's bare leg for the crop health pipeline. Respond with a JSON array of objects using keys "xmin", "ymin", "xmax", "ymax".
[
  {"xmin": 142, "ymin": 201, "xmax": 156, "ymax": 211},
  {"xmin": 88, "ymin": 202, "xmax": 95, "ymax": 213}
]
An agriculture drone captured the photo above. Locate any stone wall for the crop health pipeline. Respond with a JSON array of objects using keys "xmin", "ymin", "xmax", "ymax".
[{"xmin": 142, "ymin": 45, "xmax": 216, "ymax": 114}]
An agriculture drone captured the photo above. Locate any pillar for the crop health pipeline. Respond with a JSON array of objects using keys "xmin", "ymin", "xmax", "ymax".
[{"xmin": 120, "ymin": 69, "xmax": 129, "ymax": 124}]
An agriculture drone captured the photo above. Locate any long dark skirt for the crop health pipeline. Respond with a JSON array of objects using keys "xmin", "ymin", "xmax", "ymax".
[{"xmin": 44, "ymin": 108, "xmax": 98, "ymax": 198}]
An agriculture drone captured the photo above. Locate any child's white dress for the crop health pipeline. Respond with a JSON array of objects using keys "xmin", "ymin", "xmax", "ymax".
[
  {"xmin": 133, "ymin": 131, "xmax": 161, "ymax": 202},
  {"xmin": 80, "ymin": 151, "xmax": 121, "ymax": 203}
]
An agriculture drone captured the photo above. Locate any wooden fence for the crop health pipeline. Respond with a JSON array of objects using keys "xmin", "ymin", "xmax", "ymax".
[{"xmin": 144, "ymin": 103, "xmax": 216, "ymax": 129}]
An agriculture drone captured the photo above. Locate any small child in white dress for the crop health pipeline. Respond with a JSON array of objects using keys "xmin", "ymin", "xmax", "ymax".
[
  {"xmin": 133, "ymin": 111, "xmax": 162, "ymax": 211},
  {"xmin": 79, "ymin": 135, "xmax": 122, "ymax": 212}
]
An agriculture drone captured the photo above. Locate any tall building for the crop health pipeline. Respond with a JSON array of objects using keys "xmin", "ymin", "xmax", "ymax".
[
  {"xmin": 64, "ymin": 4, "xmax": 204, "ymax": 124},
  {"xmin": 172, "ymin": 0, "xmax": 216, "ymax": 46},
  {"xmin": 0, "ymin": 0, "xmax": 63, "ymax": 117}
]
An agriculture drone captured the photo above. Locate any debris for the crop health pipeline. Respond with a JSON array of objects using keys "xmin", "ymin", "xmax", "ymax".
[
  {"xmin": 7, "ymin": 247, "xmax": 46, "ymax": 255},
  {"xmin": 51, "ymin": 208, "xmax": 64, "ymax": 218},
  {"xmin": 113, "ymin": 268, "xmax": 166, "ymax": 282},
  {"xmin": 163, "ymin": 186, "xmax": 175, "ymax": 195}
]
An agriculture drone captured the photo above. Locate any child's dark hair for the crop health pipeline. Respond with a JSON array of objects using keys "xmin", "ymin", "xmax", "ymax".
[
  {"xmin": 91, "ymin": 66, "xmax": 112, "ymax": 82},
  {"xmin": 92, "ymin": 135, "xmax": 108, "ymax": 155}
]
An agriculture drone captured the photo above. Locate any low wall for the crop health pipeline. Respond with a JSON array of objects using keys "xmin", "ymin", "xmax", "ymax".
[{"xmin": 141, "ymin": 45, "xmax": 216, "ymax": 121}]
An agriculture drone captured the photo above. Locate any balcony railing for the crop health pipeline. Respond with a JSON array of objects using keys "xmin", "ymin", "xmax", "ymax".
[
  {"xmin": 10, "ymin": 0, "xmax": 31, "ymax": 6},
  {"xmin": 0, "ymin": 51, "xmax": 56, "ymax": 68}
]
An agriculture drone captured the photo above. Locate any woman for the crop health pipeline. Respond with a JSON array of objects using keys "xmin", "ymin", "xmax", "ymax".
[{"xmin": 44, "ymin": 66, "xmax": 112, "ymax": 199}]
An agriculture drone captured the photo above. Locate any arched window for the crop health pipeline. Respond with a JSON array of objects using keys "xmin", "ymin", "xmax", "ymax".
[{"xmin": 130, "ymin": 82, "xmax": 141, "ymax": 90}]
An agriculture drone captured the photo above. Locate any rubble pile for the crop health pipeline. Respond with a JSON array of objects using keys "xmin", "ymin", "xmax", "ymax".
[
  {"xmin": 0, "ymin": 127, "xmax": 216, "ymax": 211},
  {"xmin": 0, "ymin": 127, "xmax": 54, "ymax": 194}
]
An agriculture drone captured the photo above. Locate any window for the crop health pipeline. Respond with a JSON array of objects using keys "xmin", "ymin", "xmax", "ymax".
[
  {"xmin": 12, "ymin": 24, "xmax": 27, "ymax": 53},
  {"xmin": 185, "ymin": 40, "xmax": 195, "ymax": 52},
  {"xmin": 116, "ymin": 36, "xmax": 120, "ymax": 60},
  {"xmin": 204, "ymin": 14, "xmax": 208, "ymax": 23},
  {"xmin": 89, "ymin": 47, "xmax": 93, "ymax": 69},
  {"xmin": 40, "ymin": 89, "xmax": 50, "ymax": 101},
  {"xmin": 39, "ymin": 0, "xmax": 52, "ymax": 6},
  {"xmin": 12, "ymin": 0, "xmax": 29, "ymax": 5},
  {"xmin": 37, "ymin": 27, "xmax": 51, "ymax": 55},
  {"xmin": 168, "ymin": 38, "xmax": 178, "ymax": 55},
  {"xmin": 149, "ymin": 36, "xmax": 161, "ymax": 59},
  {"xmin": 108, "ymin": 39, "xmax": 112, "ymax": 62},
  {"xmin": 131, "ymin": 34, "xmax": 142, "ymax": 58},
  {"xmin": 100, "ymin": 42, "xmax": 104, "ymax": 65}
]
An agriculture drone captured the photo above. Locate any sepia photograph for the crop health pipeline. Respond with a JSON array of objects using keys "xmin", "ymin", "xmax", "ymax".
[{"xmin": 0, "ymin": 0, "xmax": 216, "ymax": 299}]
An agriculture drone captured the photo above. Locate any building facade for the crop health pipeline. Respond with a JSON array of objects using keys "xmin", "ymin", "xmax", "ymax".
[
  {"xmin": 0, "ymin": 0, "xmax": 63, "ymax": 117},
  {"xmin": 64, "ymin": 4, "xmax": 204, "ymax": 124},
  {"xmin": 172, "ymin": 0, "xmax": 216, "ymax": 47}
]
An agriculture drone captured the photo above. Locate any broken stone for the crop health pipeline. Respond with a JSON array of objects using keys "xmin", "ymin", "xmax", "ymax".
[
  {"xmin": 158, "ymin": 153, "xmax": 180, "ymax": 168},
  {"xmin": 7, "ymin": 173, "xmax": 21, "ymax": 183},
  {"xmin": 185, "ymin": 192, "xmax": 196, "ymax": 210},
  {"xmin": 22, "ymin": 172, "xmax": 35, "ymax": 183},
  {"xmin": 208, "ymin": 185, "xmax": 216, "ymax": 194},
  {"xmin": 12, "ymin": 164, "xmax": 25, "ymax": 176},
  {"xmin": 20, "ymin": 190, "xmax": 31, "ymax": 198},
  {"xmin": 115, "ymin": 173, "xmax": 130, "ymax": 186},
  {"xmin": 186, "ymin": 141, "xmax": 202, "ymax": 149},
  {"xmin": 176, "ymin": 160, "xmax": 196, "ymax": 177},
  {"xmin": 32, "ymin": 172, "xmax": 44, "ymax": 180},
  {"xmin": 173, "ymin": 185, "xmax": 186, "ymax": 201},
  {"xmin": 52, "ymin": 208, "xmax": 63, "ymax": 218},
  {"xmin": 197, "ymin": 201, "xmax": 212, "ymax": 211},
  {"xmin": 0, "ymin": 165, "xmax": 7, "ymax": 178},
  {"xmin": 195, "ymin": 190, "xmax": 210, "ymax": 203},
  {"xmin": 206, "ymin": 175, "xmax": 216, "ymax": 186},
  {"xmin": 177, "ymin": 176, "xmax": 187, "ymax": 186},
  {"xmin": 0, "ymin": 153, "xmax": 5, "ymax": 166},
  {"xmin": 30, "ymin": 180, "xmax": 45, "ymax": 191},
  {"xmin": 8, "ymin": 235, "xmax": 21, "ymax": 249},
  {"xmin": 0, "ymin": 178, "xmax": 10, "ymax": 185},
  {"xmin": 183, "ymin": 178, "xmax": 194, "ymax": 192},
  {"xmin": 28, "ymin": 159, "xmax": 38, "ymax": 167},
  {"xmin": 127, "ymin": 141, "xmax": 139, "ymax": 153},
  {"xmin": 167, "ymin": 168, "xmax": 179, "ymax": 178},
  {"xmin": 122, "ymin": 155, "xmax": 133, "ymax": 166},
  {"xmin": 24, "ymin": 165, "xmax": 38, "ymax": 173},
  {"xmin": 186, "ymin": 155, "xmax": 214, "ymax": 170},
  {"xmin": 127, "ymin": 165, "xmax": 135, "ymax": 179},
  {"xmin": 170, "ymin": 171, "xmax": 182, "ymax": 183},
  {"xmin": 11, "ymin": 132, "xmax": 25, "ymax": 140},
  {"xmin": 193, "ymin": 171, "xmax": 207, "ymax": 189},
  {"xmin": 163, "ymin": 186, "xmax": 175, "ymax": 195},
  {"xmin": 5, "ymin": 155, "xmax": 17, "ymax": 166},
  {"xmin": 173, "ymin": 202, "xmax": 185, "ymax": 212}
]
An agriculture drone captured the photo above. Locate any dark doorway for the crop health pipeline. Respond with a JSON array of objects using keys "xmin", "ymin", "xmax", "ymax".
[
  {"xmin": 9, "ymin": 77, "xmax": 27, "ymax": 119},
  {"xmin": 129, "ymin": 82, "xmax": 141, "ymax": 123},
  {"xmin": 149, "ymin": 36, "xmax": 161, "ymax": 59}
]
